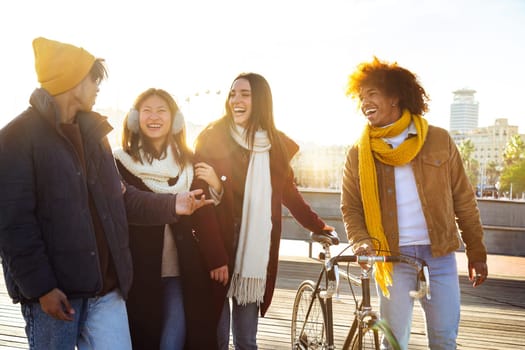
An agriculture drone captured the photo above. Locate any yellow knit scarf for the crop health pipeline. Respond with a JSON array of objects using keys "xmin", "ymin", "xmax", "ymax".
[{"xmin": 358, "ymin": 109, "xmax": 428, "ymax": 297}]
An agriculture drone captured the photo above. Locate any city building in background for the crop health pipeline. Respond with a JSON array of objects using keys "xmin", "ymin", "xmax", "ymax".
[
  {"xmin": 449, "ymin": 88, "xmax": 479, "ymax": 134},
  {"xmin": 445, "ymin": 85, "xmax": 525, "ymax": 199},
  {"xmin": 447, "ymin": 87, "xmax": 522, "ymax": 167},
  {"xmin": 467, "ymin": 118, "xmax": 521, "ymax": 165}
]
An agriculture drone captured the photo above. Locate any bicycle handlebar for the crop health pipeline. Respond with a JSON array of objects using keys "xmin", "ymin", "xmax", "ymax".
[
  {"xmin": 325, "ymin": 254, "xmax": 431, "ymax": 301},
  {"xmin": 331, "ymin": 254, "xmax": 423, "ymax": 266},
  {"xmin": 312, "ymin": 231, "xmax": 431, "ymax": 300}
]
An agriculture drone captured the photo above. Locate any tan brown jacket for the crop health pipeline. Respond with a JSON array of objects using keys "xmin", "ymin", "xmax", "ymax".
[{"xmin": 341, "ymin": 125, "xmax": 487, "ymax": 263}]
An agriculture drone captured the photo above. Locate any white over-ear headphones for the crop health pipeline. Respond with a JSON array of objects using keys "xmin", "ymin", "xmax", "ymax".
[{"xmin": 127, "ymin": 108, "xmax": 185, "ymax": 135}]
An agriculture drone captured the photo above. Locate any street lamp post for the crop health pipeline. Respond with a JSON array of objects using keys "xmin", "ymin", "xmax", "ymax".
[{"xmin": 479, "ymin": 162, "xmax": 486, "ymax": 197}]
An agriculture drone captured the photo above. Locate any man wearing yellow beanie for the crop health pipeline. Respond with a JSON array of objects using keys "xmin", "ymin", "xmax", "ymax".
[{"xmin": 0, "ymin": 37, "xmax": 213, "ymax": 349}]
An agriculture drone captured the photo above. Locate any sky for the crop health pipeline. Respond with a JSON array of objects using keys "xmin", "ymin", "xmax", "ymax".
[{"xmin": 1, "ymin": 0, "xmax": 524, "ymax": 145}]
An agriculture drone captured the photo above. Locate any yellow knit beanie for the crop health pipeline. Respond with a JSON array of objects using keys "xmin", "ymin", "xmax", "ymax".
[{"xmin": 32, "ymin": 37, "xmax": 96, "ymax": 96}]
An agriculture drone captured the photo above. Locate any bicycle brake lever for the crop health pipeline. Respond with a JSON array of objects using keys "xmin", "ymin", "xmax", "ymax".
[
  {"xmin": 334, "ymin": 264, "xmax": 340, "ymax": 299},
  {"xmin": 423, "ymin": 265, "xmax": 431, "ymax": 300},
  {"xmin": 320, "ymin": 260, "xmax": 337, "ymax": 299},
  {"xmin": 409, "ymin": 265, "xmax": 431, "ymax": 300}
]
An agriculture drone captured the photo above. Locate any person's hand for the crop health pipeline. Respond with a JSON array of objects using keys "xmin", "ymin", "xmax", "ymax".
[
  {"xmin": 468, "ymin": 261, "xmax": 488, "ymax": 287},
  {"xmin": 39, "ymin": 288, "xmax": 75, "ymax": 321},
  {"xmin": 322, "ymin": 224, "xmax": 336, "ymax": 232},
  {"xmin": 352, "ymin": 239, "xmax": 375, "ymax": 270},
  {"xmin": 352, "ymin": 240, "xmax": 375, "ymax": 256},
  {"xmin": 176, "ymin": 189, "xmax": 214, "ymax": 215},
  {"xmin": 194, "ymin": 162, "xmax": 222, "ymax": 194},
  {"xmin": 210, "ymin": 265, "xmax": 229, "ymax": 286}
]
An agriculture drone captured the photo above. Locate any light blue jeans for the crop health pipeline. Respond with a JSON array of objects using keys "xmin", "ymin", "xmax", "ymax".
[
  {"xmin": 217, "ymin": 298, "xmax": 259, "ymax": 350},
  {"xmin": 22, "ymin": 289, "xmax": 131, "ymax": 350},
  {"xmin": 377, "ymin": 245, "xmax": 460, "ymax": 350},
  {"xmin": 160, "ymin": 276, "xmax": 185, "ymax": 350}
]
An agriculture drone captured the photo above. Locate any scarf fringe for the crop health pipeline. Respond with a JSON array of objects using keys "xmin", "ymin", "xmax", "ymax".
[{"xmin": 227, "ymin": 273, "xmax": 266, "ymax": 306}]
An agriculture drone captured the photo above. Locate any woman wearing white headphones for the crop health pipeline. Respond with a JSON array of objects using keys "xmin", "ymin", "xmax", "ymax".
[{"xmin": 114, "ymin": 88, "xmax": 227, "ymax": 350}]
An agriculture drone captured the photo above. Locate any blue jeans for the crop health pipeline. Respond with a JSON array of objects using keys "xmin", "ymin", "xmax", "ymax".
[
  {"xmin": 160, "ymin": 277, "xmax": 185, "ymax": 350},
  {"xmin": 217, "ymin": 298, "xmax": 259, "ymax": 350},
  {"xmin": 22, "ymin": 289, "xmax": 131, "ymax": 350},
  {"xmin": 377, "ymin": 245, "xmax": 460, "ymax": 350}
]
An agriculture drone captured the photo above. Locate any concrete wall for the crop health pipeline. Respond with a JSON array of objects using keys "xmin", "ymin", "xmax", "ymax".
[
  {"xmin": 477, "ymin": 199, "xmax": 525, "ymax": 227},
  {"xmin": 471, "ymin": 199, "xmax": 525, "ymax": 256},
  {"xmin": 282, "ymin": 190, "xmax": 525, "ymax": 256}
]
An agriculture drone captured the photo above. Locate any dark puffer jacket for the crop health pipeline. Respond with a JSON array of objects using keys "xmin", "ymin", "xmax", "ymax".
[{"xmin": 0, "ymin": 88, "xmax": 179, "ymax": 304}]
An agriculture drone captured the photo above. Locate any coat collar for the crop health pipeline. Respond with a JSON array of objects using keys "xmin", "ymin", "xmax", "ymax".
[{"xmin": 29, "ymin": 88, "xmax": 112, "ymax": 142}]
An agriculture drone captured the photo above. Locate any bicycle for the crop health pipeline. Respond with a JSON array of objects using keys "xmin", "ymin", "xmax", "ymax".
[{"xmin": 291, "ymin": 230, "xmax": 431, "ymax": 350}]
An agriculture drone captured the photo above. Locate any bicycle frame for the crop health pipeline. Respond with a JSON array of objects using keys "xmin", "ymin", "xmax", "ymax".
[{"xmin": 341, "ymin": 264, "xmax": 382, "ymax": 350}]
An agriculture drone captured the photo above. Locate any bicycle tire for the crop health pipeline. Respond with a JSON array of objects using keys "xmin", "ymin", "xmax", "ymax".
[
  {"xmin": 350, "ymin": 318, "xmax": 400, "ymax": 350},
  {"xmin": 291, "ymin": 280, "xmax": 328, "ymax": 349}
]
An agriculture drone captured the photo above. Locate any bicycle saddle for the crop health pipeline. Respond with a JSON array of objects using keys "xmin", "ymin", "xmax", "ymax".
[{"xmin": 311, "ymin": 230, "xmax": 340, "ymax": 246}]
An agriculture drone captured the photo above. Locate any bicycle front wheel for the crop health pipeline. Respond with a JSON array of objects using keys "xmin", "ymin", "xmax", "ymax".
[
  {"xmin": 350, "ymin": 318, "xmax": 400, "ymax": 350},
  {"xmin": 291, "ymin": 280, "xmax": 327, "ymax": 349}
]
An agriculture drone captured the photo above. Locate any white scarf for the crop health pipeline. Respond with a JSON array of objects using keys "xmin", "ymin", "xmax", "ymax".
[
  {"xmin": 114, "ymin": 147, "xmax": 193, "ymax": 194},
  {"xmin": 227, "ymin": 125, "xmax": 272, "ymax": 305}
]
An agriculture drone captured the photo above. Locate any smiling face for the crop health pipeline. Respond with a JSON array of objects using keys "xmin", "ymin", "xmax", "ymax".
[
  {"xmin": 138, "ymin": 94, "xmax": 172, "ymax": 151},
  {"xmin": 359, "ymin": 85, "xmax": 401, "ymax": 127},
  {"xmin": 228, "ymin": 78, "xmax": 253, "ymax": 128}
]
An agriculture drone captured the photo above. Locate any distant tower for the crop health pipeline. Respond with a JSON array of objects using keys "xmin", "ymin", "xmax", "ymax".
[{"xmin": 449, "ymin": 88, "xmax": 479, "ymax": 132}]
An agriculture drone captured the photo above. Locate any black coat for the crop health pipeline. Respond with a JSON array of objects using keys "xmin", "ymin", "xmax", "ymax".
[
  {"xmin": 0, "ymin": 88, "xmax": 179, "ymax": 304},
  {"xmin": 117, "ymin": 160, "xmax": 221, "ymax": 350}
]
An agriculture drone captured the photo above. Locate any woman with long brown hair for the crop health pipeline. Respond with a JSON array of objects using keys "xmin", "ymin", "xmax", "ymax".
[{"xmin": 194, "ymin": 73, "xmax": 333, "ymax": 349}]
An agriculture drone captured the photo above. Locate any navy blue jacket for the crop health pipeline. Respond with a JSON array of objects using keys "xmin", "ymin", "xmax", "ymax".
[{"xmin": 0, "ymin": 89, "xmax": 179, "ymax": 303}]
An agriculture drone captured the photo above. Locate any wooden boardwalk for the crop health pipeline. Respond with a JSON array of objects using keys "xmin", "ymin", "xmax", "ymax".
[{"xmin": 1, "ymin": 254, "xmax": 525, "ymax": 349}]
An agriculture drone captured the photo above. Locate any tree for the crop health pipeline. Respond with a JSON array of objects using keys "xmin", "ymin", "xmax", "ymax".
[
  {"xmin": 500, "ymin": 135, "xmax": 525, "ymax": 198},
  {"xmin": 503, "ymin": 135, "xmax": 525, "ymax": 166},
  {"xmin": 458, "ymin": 138, "xmax": 479, "ymax": 187},
  {"xmin": 485, "ymin": 161, "xmax": 500, "ymax": 188},
  {"xmin": 500, "ymin": 161, "xmax": 525, "ymax": 198}
]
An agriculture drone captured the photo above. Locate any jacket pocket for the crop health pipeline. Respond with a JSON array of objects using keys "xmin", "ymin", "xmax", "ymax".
[
  {"xmin": 418, "ymin": 150, "xmax": 453, "ymax": 206},
  {"xmin": 421, "ymin": 150, "xmax": 449, "ymax": 168}
]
